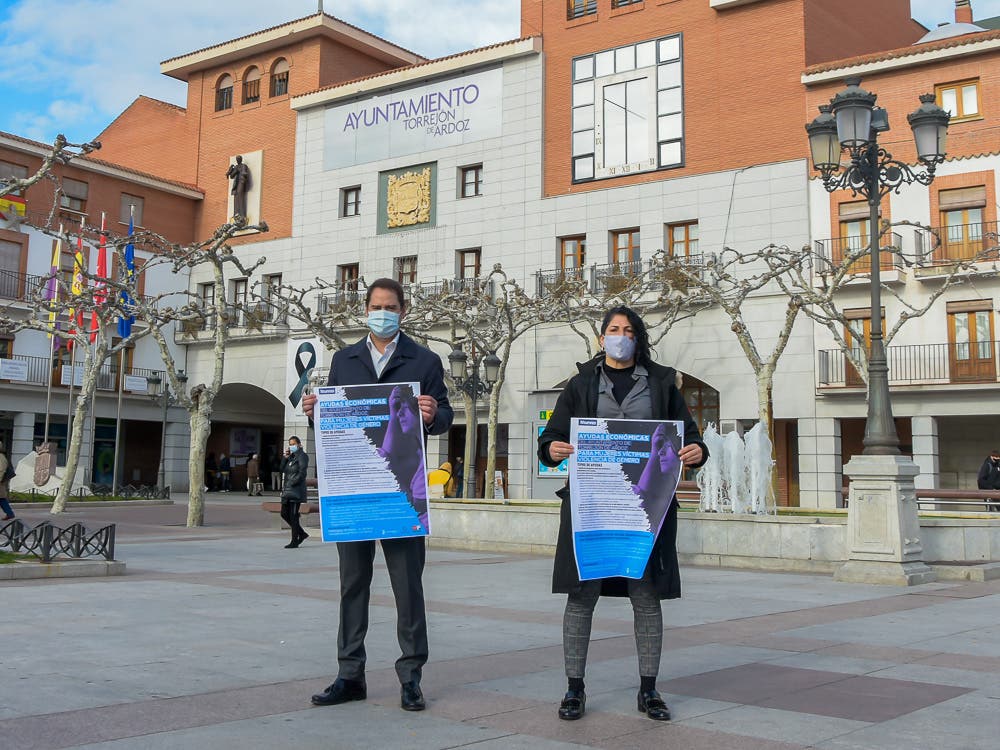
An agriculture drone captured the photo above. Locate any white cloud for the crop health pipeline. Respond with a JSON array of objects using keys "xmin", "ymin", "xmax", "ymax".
[{"xmin": 0, "ymin": 0, "xmax": 519, "ymax": 141}]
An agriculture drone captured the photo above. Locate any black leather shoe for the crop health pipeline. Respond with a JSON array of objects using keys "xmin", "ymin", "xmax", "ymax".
[
  {"xmin": 400, "ymin": 681, "xmax": 425, "ymax": 711},
  {"xmin": 285, "ymin": 540, "xmax": 300, "ymax": 549},
  {"xmin": 558, "ymin": 689, "xmax": 586, "ymax": 720},
  {"xmin": 637, "ymin": 689, "xmax": 671, "ymax": 721},
  {"xmin": 311, "ymin": 677, "xmax": 367, "ymax": 706}
]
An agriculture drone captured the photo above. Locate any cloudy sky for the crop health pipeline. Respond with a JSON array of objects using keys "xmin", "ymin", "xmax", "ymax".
[{"xmin": 0, "ymin": 0, "xmax": 996, "ymax": 144}]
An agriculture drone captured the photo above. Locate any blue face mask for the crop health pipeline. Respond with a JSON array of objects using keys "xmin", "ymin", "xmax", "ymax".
[
  {"xmin": 603, "ymin": 334, "xmax": 636, "ymax": 362},
  {"xmin": 288, "ymin": 444, "xmax": 299, "ymax": 453},
  {"xmin": 368, "ymin": 310, "xmax": 400, "ymax": 339}
]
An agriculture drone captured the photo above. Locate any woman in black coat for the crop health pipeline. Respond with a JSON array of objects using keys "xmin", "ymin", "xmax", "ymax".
[
  {"xmin": 280, "ymin": 435, "xmax": 310, "ymax": 548},
  {"xmin": 538, "ymin": 306, "xmax": 707, "ymax": 723}
]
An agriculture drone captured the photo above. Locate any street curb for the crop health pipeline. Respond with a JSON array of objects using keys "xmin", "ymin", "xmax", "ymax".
[
  {"xmin": 0, "ymin": 559, "xmax": 127, "ymax": 579},
  {"xmin": 9, "ymin": 500, "xmax": 174, "ymax": 509}
]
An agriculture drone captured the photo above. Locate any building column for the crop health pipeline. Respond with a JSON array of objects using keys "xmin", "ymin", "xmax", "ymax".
[
  {"xmin": 797, "ymin": 418, "xmax": 842, "ymax": 509},
  {"xmin": 164, "ymin": 408, "xmax": 192, "ymax": 492},
  {"xmin": 910, "ymin": 416, "xmax": 939, "ymax": 490},
  {"xmin": 507, "ymin": 420, "xmax": 530, "ymax": 501},
  {"xmin": 12, "ymin": 412, "xmax": 35, "ymax": 465}
]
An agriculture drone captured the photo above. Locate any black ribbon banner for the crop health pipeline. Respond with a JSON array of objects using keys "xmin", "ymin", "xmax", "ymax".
[{"xmin": 288, "ymin": 341, "xmax": 317, "ymax": 407}]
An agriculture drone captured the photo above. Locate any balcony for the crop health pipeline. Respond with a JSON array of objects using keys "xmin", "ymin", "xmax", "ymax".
[
  {"xmin": 408, "ymin": 277, "xmax": 495, "ymax": 300},
  {"xmin": 174, "ymin": 301, "xmax": 287, "ymax": 343},
  {"xmin": 814, "ymin": 233, "xmax": 903, "ymax": 276},
  {"xmin": 593, "ymin": 259, "xmax": 644, "ymax": 295},
  {"xmin": 317, "ymin": 283, "xmax": 362, "ymax": 316},
  {"xmin": 0, "ymin": 353, "xmax": 164, "ymax": 392},
  {"xmin": 535, "ymin": 266, "xmax": 588, "ymax": 298},
  {"xmin": 818, "ymin": 340, "xmax": 1000, "ymax": 388},
  {"xmin": 0, "ymin": 268, "xmax": 48, "ymax": 304},
  {"xmin": 914, "ymin": 221, "xmax": 999, "ymax": 271}
]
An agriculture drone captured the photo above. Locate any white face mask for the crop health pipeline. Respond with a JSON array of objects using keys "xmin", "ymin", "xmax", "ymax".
[{"xmin": 603, "ymin": 334, "xmax": 636, "ymax": 362}]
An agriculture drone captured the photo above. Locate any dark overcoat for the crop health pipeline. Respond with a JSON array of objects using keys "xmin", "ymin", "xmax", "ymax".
[
  {"xmin": 326, "ymin": 332, "xmax": 454, "ymax": 437},
  {"xmin": 281, "ymin": 450, "xmax": 309, "ymax": 503},
  {"xmin": 538, "ymin": 356, "xmax": 707, "ymax": 599}
]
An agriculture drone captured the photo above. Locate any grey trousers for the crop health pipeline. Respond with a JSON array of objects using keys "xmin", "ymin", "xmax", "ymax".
[
  {"xmin": 563, "ymin": 578, "xmax": 663, "ymax": 679},
  {"xmin": 336, "ymin": 536, "xmax": 428, "ymax": 684}
]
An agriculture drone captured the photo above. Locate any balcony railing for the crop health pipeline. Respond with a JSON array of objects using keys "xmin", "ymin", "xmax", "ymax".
[
  {"xmin": 317, "ymin": 283, "xmax": 362, "ymax": 316},
  {"xmin": 0, "ymin": 268, "xmax": 48, "ymax": 302},
  {"xmin": 568, "ymin": 0, "xmax": 597, "ymax": 19},
  {"xmin": 814, "ymin": 233, "xmax": 902, "ymax": 275},
  {"xmin": 819, "ymin": 340, "xmax": 1000, "ymax": 387},
  {"xmin": 593, "ymin": 259, "xmax": 643, "ymax": 294},
  {"xmin": 0, "ymin": 353, "xmax": 164, "ymax": 392},
  {"xmin": 914, "ymin": 221, "xmax": 999, "ymax": 265},
  {"xmin": 535, "ymin": 266, "xmax": 588, "ymax": 298},
  {"xmin": 408, "ymin": 277, "xmax": 495, "ymax": 299}
]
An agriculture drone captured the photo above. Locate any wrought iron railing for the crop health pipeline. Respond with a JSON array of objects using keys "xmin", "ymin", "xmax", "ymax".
[
  {"xmin": 0, "ymin": 353, "xmax": 164, "ymax": 392},
  {"xmin": 819, "ymin": 340, "xmax": 999, "ymax": 386},
  {"xmin": 535, "ymin": 266, "xmax": 588, "ymax": 298},
  {"xmin": 1, "ymin": 519, "xmax": 116, "ymax": 562},
  {"xmin": 814, "ymin": 233, "xmax": 903, "ymax": 275},
  {"xmin": 914, "ymin": 221, "xmax": 998, "ymax": 265},
  {"xmin": 317, "ymin": 283, "xmax": 362, "ymax": 315},
  {"xmin": 593, "ymin": 259, "xmax": 643, "ymax": 294},
  {"xmin": 0, "ymin": 268, "xmax": 48, "ymax": 302}
]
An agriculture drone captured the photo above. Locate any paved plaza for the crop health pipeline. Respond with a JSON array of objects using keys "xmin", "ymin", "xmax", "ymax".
[{"xmin": 1, "ymin": 496, "xmax": 998, "ymax": 750}]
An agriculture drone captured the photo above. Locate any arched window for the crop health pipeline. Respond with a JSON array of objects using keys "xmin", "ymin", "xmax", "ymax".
[
  {"xmin": 242, "ymin": 66, "xmax": 261, "ymax": 104},
  {"xmin": 270, "ymin": 58, "xmax": 289, "ymax": 97},
  {"xmin": 215, "ymin": 74, "xmax": 233, "ymax": 111}
]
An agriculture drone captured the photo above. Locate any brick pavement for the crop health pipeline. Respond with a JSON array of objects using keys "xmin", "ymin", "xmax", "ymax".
[{"xmin": 1, "ymin": 498, "xmax": 998, "ymax": 749}]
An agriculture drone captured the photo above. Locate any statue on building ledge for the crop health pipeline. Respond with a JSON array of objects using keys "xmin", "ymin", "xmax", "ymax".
[{"xmin": 226, "ymin": 155, "xmax": 251, "ymax": 223}]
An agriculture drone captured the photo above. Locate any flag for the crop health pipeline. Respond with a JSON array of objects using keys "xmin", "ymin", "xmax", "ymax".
[
  {"xmin": 118, "ymin": 213, "xmax": 135, "ymax": 339},
  {"xmin": 67, "ymin": 218, "xmax": 86, "ymax": 349},
  {"xmin": 90, "ymin": 213, "xmax": 107, "ymax": 344},
  {"xmin": 45, "ymin": 227, "xmax": 62, "ymax": 342}
]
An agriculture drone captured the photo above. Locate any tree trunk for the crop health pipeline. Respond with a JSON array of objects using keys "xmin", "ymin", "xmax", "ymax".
[
  {"xmin": 51, "ymin": 344, "xmax": 104, "ymax": 514},
  {"xmin": 186, "ymin": 405, "xmax": 212, "ymax": 527}
]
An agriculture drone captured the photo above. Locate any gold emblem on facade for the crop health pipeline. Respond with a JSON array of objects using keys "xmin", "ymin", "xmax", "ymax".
[{"xmin": 386, "ymin": 167, "xmax": 432, "ymax": 228}]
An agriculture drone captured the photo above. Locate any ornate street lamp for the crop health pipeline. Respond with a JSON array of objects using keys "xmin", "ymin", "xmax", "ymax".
[
  {"xmin": 448, "ymin": 346, "xmax": 500, "ymax": 498},
  {"xmin": 807, "ymin": 78, "xmax": 949, "ymax": 585},
  {"xmin": 805, "ymin": 77, "xmax": 949, "ymax": 455}
]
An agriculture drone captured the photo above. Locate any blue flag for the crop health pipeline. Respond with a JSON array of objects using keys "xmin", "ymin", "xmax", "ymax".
[{"xmin": 118, "ymin": 215, "xmax": 135, "ymax": 339}]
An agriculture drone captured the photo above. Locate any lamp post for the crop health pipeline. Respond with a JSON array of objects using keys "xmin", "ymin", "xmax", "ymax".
[
  {"xmin": 148, "ymin": 370, "xmax": 187, "ymax": 490},
  {"xmin": 806, "ymin": 78, "xmax": 950, "ymax": 455},
  {"xmin": 448, "ymin": 346, "xmax": 500, "ymax": 499},
  {"xmin": 806, "ymin": 78, "xmax": 949, "ymax": 586}
]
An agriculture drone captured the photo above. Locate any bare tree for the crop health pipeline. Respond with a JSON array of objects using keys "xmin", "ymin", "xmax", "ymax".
[
  {"xmin": 0, "ymin": 224, "xmax": 171, "ymax": 513},
  {"xmin": 771, "ymin": 221, "xmax": 1000, "ymax": 386},
  {"xmin": 131, "ymin": 220, "xmax": 268, "ymax": 527}
]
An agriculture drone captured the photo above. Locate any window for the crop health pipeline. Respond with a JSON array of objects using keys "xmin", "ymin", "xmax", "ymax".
[
  {"xmin": 270, "ymin": 58, "xmax": 289, "ymax": 97},
  {"xmin": 843, "ymin": 308, "xmax": 885, "ymax": 387},
  {"xmin": 936, "ymin": 79, "xmax": 979, "ymax": 121},
  {"xmin": 612, "ymin": 0, "xmax": 642, "ymax": 6},
  {"xmin": 341, "ymin": 186, "xmax": 361, "ymax": 217},
  {"xmin": 0, "ymin": 336, "xmax": 11, "ymax": 359},
  {"xmin": 571, "ymin": 33, "xmax": 683, "ymax": 181},
  {"xmin": 947, "ymin": 300, "xmax": 995, "ymax": 383},
  {"xmin": 111, "ymin": 337, "xmax": 135, "ymax": 383},
  {"xmin": 567, "ymin": 0, "xmax": 597, "ymax": 19},
  {"xmin": 120, "ymin": 194, "xmax": 144, "ymax": 226},
  {"xmin": 59, "ymin": 178, "xmax": 88, "ymax": 214},
  {"xmin": 460, "ymin": 165, "xmax": 483, "ymax": 198},
  {"xmin": 667, "ymin": 221, "xmax": 698, "ymax": 257},
  {"xmin": 458, "ymin": 248, "xmax": 481, "ymax": 279},
  {"xmin": 939, "ymin": 186, "xmax": 987, "ymax": 262},
  {"xmin": 338, "ymin": 263, "xmax": 359, "ymax": 289},
  {"xmin": 835, "ymin": 201, "xmax": 889, "ymax": 273},
  {"xmin": 262, "ymin": 273, "xmax": 282, "ymax": 300},
  {"xmin": 216, "ymin": 75, "xmax": 234, "ymax": 111},
  {"xmin": 611, "ymin": 229, "xmax": 640, "ymax": 264},
  {"xmin": 242, "ymin": 67, "xmax": 261, "ymax": 105},
  {"xmin": 197, "ymin": 283, "xmax": 215, "ymax": 329},
  {"xmin": 1, "ymin": 239, "xmax": 21, "ymax": 276},
  {"xmin": 0, "ymin": 160, "xmax": 29, "ymax": 197},
  {"xmin": 395, "ymin": 255, "xmax": 418, "ymax": 284},
  {"xmin": 560, "ymin": 236, "xmax": 586, "ymax": 269}
]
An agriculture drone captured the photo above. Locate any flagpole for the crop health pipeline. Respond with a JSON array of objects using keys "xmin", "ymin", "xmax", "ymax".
[
  {"xmin": 112, "ymin": 349, "xmax": 125, "ymax": 496},
  {"xmin": 86, "ymin": 212, "xmax": 107, "ymax": 486},
  {"xmin": 42, "ymin": 228, "xmax": 63, "ymax": 444}
]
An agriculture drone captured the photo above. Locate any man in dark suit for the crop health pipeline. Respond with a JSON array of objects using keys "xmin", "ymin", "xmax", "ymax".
[{"xmin": 303, "ymin": 278, "xmax": 453, "ymax": 712}]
